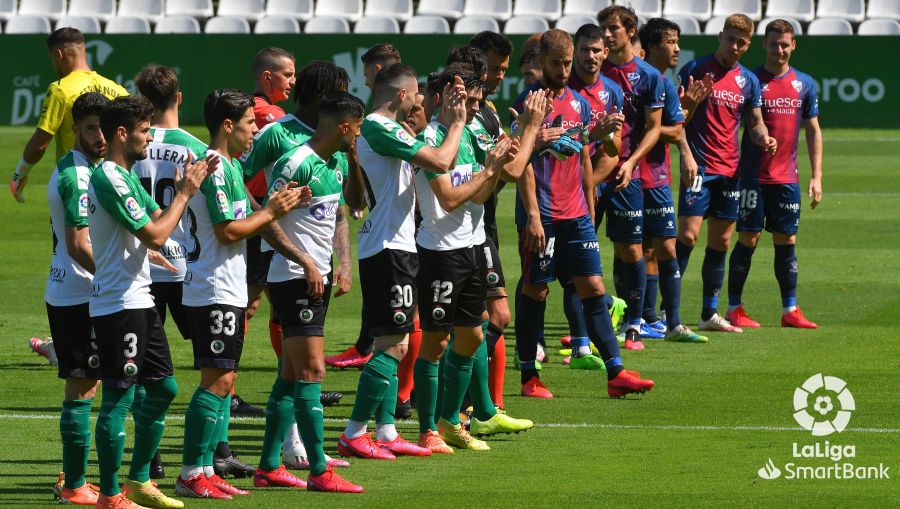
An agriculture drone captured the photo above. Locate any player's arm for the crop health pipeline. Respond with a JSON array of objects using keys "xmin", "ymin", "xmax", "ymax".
[
  {"xmin": 212, "ymin": 186, "xmax": 303, "ymax": 244},
  {"xmin": 592, "ymin": 150, "xmax": 619, "ymax": 185},
  {"xmin": 412, "ymin": 78, "xmax": 469, "ymax": 173},
  {"xmin": 517, "ymin": 164, "xmax": 546, "ymax": 254},
  {"xmin": 580, "ymin": 144, "xmax": 595, "ymax": 224},
  {"xmin": 471, "ymin": 138, "xmax": 518, "ymax": 204},
  {"xmin": 502, "ymin": 91, "xmax": 547, "ymax": 181},
  {"xmin": 332, "ymin": 204, "xmax": 352, "ymax": 297},
  {"xmin": 614, "ymin": 106, "xmax": 662, "ymax": 192},
  {"xmin": 343, "ymin": 138, "xmax": 366, "ymax": 210},
  {"xmin": 9, "ymin": 129, "xmax": 54, "ymax": 202},
  {"xmin": 676, "ymin": 130, "xmax": 698, "ymax": 186},
  {"xmin": 64, "ymin": 225, "xmax": 94, "ymax": 274},
  {"xmin": 746, "ymin": 107, "xmax": 777, "ymax": 154},
  {"xmin": 588, "ymin": 108, "xmax": 625, "ymax": 158},
  {"xmin": 134, "ymin": 155, "xmax": 217, "ymax": 249},
  {"xmin": 258, "ymin": 219, "xmax": 324, "ymax": 298},
  {"xmin": 804, "ymin": 116, "xmax": 823, "ymax": 209}
]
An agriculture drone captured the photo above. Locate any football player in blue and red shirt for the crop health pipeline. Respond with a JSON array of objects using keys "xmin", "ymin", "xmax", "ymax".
[
  {"xmin": 676, "ymin": 14, "xmax": 776, "ymax": 333},
  {"xmin": 597, "ymin": 5, "xmax": 665, "ymax": 351},
  {"xmin": 637, "ymin": 18, "xmax": 709, "ymax": 344},
  {"xmin": 726, "ymin": 19, "xmax": 822, "ymax": 330},
  {"xmin": 559, "ymin": 23, "xmax": 627, "ymax": 369},
  {"xmin": 513, "ymin": 29, "xmax": 654, "ymax": 399}
]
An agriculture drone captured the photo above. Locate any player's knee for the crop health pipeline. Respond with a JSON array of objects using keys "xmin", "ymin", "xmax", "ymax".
[
  {"xmin": 149, "ymin": 376, "xmax": 179, "ymax": 402},
  {"xmin": 490, "ymin": 305, "xmax": 511, "ymax": 330},
  {"xmin": 375, "ymin": 334, "xmax": 409, "ymax": 359},
  {"xmin": 522, "ymin": 284, "xmax": 549, "ymax": 301},
  {"xmin": 300, "ymin": 365, "xmax": 326, "ymax": 383},
  {"xmin": 773, "ymin": 233, "xmax": 796, "ymax": 245},
  {"xmin": 617, "ymin": 243, "xmax": 643, "ymax": 263}
]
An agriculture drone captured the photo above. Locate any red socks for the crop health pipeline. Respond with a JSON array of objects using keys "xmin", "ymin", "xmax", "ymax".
[
  {"xmin": 488, "ymin": 334, "xmax": 506, "ymax": 409},
  {"xmin": 397, "ymin": 320, "xmax": 421, "ymax": 402},
  {"xmin": 269, "ymin": 319, "xmax": 283, "ymax": 358}
]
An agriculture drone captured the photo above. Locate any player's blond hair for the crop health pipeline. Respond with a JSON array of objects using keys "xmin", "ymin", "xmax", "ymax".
[{"xmin": 723, "ymin": 14, "xmax": 754, "ymax": 37}]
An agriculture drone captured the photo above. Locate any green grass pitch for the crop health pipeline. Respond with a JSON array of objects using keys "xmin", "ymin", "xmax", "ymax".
[{"xmin": 0, "ymin": 126, "xmax": 897, "ymax": 507}]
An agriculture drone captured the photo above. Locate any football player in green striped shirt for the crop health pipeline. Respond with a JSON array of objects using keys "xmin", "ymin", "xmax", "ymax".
[
  {"xmin": 46, "ymin": 92, "xmax": 108, "ymax": 506},
  {"xmin": 173, "ymin": 90, "xmax": 309, "ymax": 499},
  {"xmin": 89, "ymin": 95, "xmax": 214, "ymax": 509},
  {"xmin": 263, "ymin": 91, "xmax": 366, "ymax": 493}
]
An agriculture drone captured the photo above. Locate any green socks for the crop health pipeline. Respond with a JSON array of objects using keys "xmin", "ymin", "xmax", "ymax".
[
  {"xmin": 259, "ymin": 377, "xmax": 295, "ymax": 471},
  {"xmin": 414, "ymin": 358, "xmax": 439, "ymax": 433},
  {"xmin": 130, "ymin": 384, "xmax": 146, "ymax": 414},
  {"xmin": 95, "ymin": 385, "xmax": 135, "ymax": 496},
  {"xmin": 61, "ymin": 398, "xmax": 93, "ymax": 489},
  {"xmin": 349, "ymin": 350, "xmax": 399, "ymax": 424},
  {"xmin": 375, "ymin": 374, "xmax": 398, "ymax": 425},
  {"xmin": 204, "ymin": 395, "xmax": 230, "ymax": 468},
  {"xmin": 469, "ymin": 328, "xmax": 497, "ymax": 421},
  {"xmin": 181, "ymin": 387, "xmax": 223, "ymax": 470},
  {"xmin": 441, "ymin": 349, "xmax": 475, "ymax": 425},
  {"xmin": 129, "ymin": 376, "xmax": 177, "ymax": 482},
  {"xmin": 294, "ymin": 381, "xmax": 326, "ymax": 475}
]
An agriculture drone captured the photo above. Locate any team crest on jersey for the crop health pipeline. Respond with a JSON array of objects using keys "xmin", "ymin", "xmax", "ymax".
[
  {"xmin": 78, "ymin": 193, "xmax": 89, "ymax": 217},
  {"xmin": 761, "ymin": 83, "xmax": 770, "ymax": 92},
  {"xmin": 599, "ymin": 90, "xmax": 609, "ymax": 105},
  {"xmin": 215, "ymin": 190, "xmax": 229, "ymax": 212},
  {"xmin": 627, "ymin": 72, "xmax": 641, "ymax": 85},
  {"xmin": 271, "ymin": 177, "xmax": 288, "ymax": 193},
  {"xmin": 475, "ymin": 131, "xmax": 493, "ymax": 150},
  {"xmin": 124, "ymin": 197, "xmax": 144, "ymax": 220},
  {"xmin": 735, "ymin": 75, "xmax": 746, "ymax": 88},
  {"xmin": 335, "ymin": 170, "xmax": 343, "ymax": 184},
  {"xmin": 791, "ymin": 80, "xmax": 803, "ymax": 93},
  {"xmin": 570, "ymin": 100, "xmax": 582, "ymax": 113}
]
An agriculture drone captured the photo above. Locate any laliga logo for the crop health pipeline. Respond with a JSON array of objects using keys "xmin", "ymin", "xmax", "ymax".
[
  {"xmin": 792, "ymin": 373, "xmax": 854, "ymax": 436},
  {"xmin": 758, "ymin": 458, "xmax": 782, "ymax": 480}
]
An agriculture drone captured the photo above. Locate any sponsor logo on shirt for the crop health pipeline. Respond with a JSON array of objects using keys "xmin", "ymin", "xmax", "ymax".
[
  {"xmin": 215, "ymin": 190, "xmax": 229, "ymax": 212},
  {"xmin": 233, "ymin": 200, "xmax": 247, "ymax": 219},
  {"xmin": 271, "ymin": 177, "xmax": 288, "ymax": 193},
  {"xmin": 396, "ymin": 128, "xmax": 415, "ymax": 146},
  {"xmin": 711, "ymin": 88, "xmax": 746, "ymax": 108},
  {"xmin": 124, "ymin": 196, "xmax": 144, "ymax": 220},
  {"xmin": 78, "ymin": 193, "xmax": 89, "ymax": 216}
]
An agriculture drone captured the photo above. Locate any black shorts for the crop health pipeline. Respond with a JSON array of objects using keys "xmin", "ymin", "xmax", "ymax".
[
  {"xmin": 417, "ymin": 246, "xmax": 485, "ymax": 332},
  {"xmin": 269, "ymin": 279, "xmax": 333, "ymax": 337},
  {"xmin": 476, "ymin": 239, "xmax": 507, "ymax": 298},
  {"xmin": 246, "ymin": 234, "xmax": 274, "ymax": 286},
  {"xmin": 47, "ymin": 302, "xmax": 100, "ymax": 380},
  {"xmin": 91, "ymin": 307, "xmax": 174, "ymax": 389},
  {"xmin": 359, "ymin": 249, "xmax": 418, "ymax": 337},
  {"xmin": 186, "ymin": 304, "xmax": 246, "ymax": 371},
  {"xmin": 150, "ymin": 281, "xmax": 191, "ymax": 339}
]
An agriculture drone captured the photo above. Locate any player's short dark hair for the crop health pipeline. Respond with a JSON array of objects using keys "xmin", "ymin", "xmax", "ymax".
[
  {"xmin": 446, "ymin": 45, "xmax": 487, "ymax": 77},
  {"xmin": 519, "ymin": 47, "xmax": 540, "ymax": 69},
  {"xmin": 361, "ymin": 43, "xmax": 401, "ymax": 66},
  {"xmin": 437, "ymin": 63, "xmax": 484, "ymax": 93},
  {"xmin": 418, "ymin": 81, "xmax": 427, "ymax": 95},
  {"xmin": 293, "ymin": 60, "xmax": 350, "ymax": 105},
  {"xmin": 318, "ymin": 91, "xmax": 365, "ymax": 123},
  {"xmin": 764, "ymin": 18, "xmax": 795, "ymax": 39},
  {"xmin": 539, "ymin": 29, "xmax": 573, "ymax": 56},
  {"xmin": 203, "ymin": 89, "xmax": 253, "ymax": 136},
  {"xmin": 47, "ymin": 27, "xmax": 84, "ymax": 49},
  {"xmin": 100, "ymin": 96, "xmax": 154, "ymax": 141},
  {"xmin": 574, "ymin": 24, "xmax": 604, "ymax": 46},
  {"xmin": 469, "ymin": 31, "xmax": 513, "ymax": 57},
  {"xmin": 252, "ymin": 47, "xmax": 296, "ymax": 76},
  {"xmin": 72, "ymin": 92, "xmax": 109, "ymax": 124},
  {"xmin": 374, "ymin": 63, "xmax": 417, "ymax": 94},
  {"xmin": 425, "ymin": 71, "xmax": 442, "ymax": 96},
  {"xmin": 134, "ymin": 64, "xmax": 179, "ymax": 114},
  {"xmin": 597, "ymin": 5, "xmax": 639, "ymax": 33},
  {"xmin": 638, "ymin": 18, "xmax": 681, "ymax": 52}
]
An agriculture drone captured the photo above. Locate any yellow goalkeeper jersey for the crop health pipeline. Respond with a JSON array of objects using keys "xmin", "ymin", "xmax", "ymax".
[{"xmin": 36, "ymin": 70, "xmax": 129, "ymax": 162}]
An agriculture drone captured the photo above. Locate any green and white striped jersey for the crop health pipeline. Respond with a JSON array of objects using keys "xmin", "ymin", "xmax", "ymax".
[
  {"xmin": 467, "ymin": 117, "xmax": 497, "ymax": 246},
  {"xmin": 45, "ymin": 150, "xmax": 96, "ymax": 306},
  {"xmin": 133, "ymin": 127, "xmax": 207, "ymax": 283},
  {"xmin": 88, "ymin": 161, "xmax": 159, "ymax": 316},
  {"xmin": 183, "ymin": 150, "xmax": 252, "ymax": 308},
  {"xmin": 414, "ymin": 119, "xmax": 488, "ymax": 251},
  {"xmin": 356, "ymin": 113, "xmax": 424, "ymax": 258},
  {"xmin": 267, "ymin": 143, "xmax": 344, "ymax": 283}
]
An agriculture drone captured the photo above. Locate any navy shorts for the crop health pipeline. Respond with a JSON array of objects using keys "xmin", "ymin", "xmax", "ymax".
[
  {"xmin": 518, "ymin": 215, "xmax": 603, "ymax": 286},
  {"xmin": 737, "ymin": 182, "xmax": 801, "ymax": 234},
  {"xmin": 596, "ymin": 179, "xmax": 644, "ymax": 244},
  {"xmin": 642, "ymin": 186, "xmax": 677, "ymax": 238},
  {"xmin": 678, "ymin": 173, "xmax": 740, "ymax": 221}
]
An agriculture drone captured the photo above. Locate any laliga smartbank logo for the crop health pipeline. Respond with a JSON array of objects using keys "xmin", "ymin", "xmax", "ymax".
[{"xmin": 756, "ymin": 374, "xmax": 891, "ymax": 481}]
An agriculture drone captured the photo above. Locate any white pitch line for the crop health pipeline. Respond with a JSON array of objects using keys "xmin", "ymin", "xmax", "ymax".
[{"xmin": 1, "ymin": 413, "xmax": 897, "ymax": 433}]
